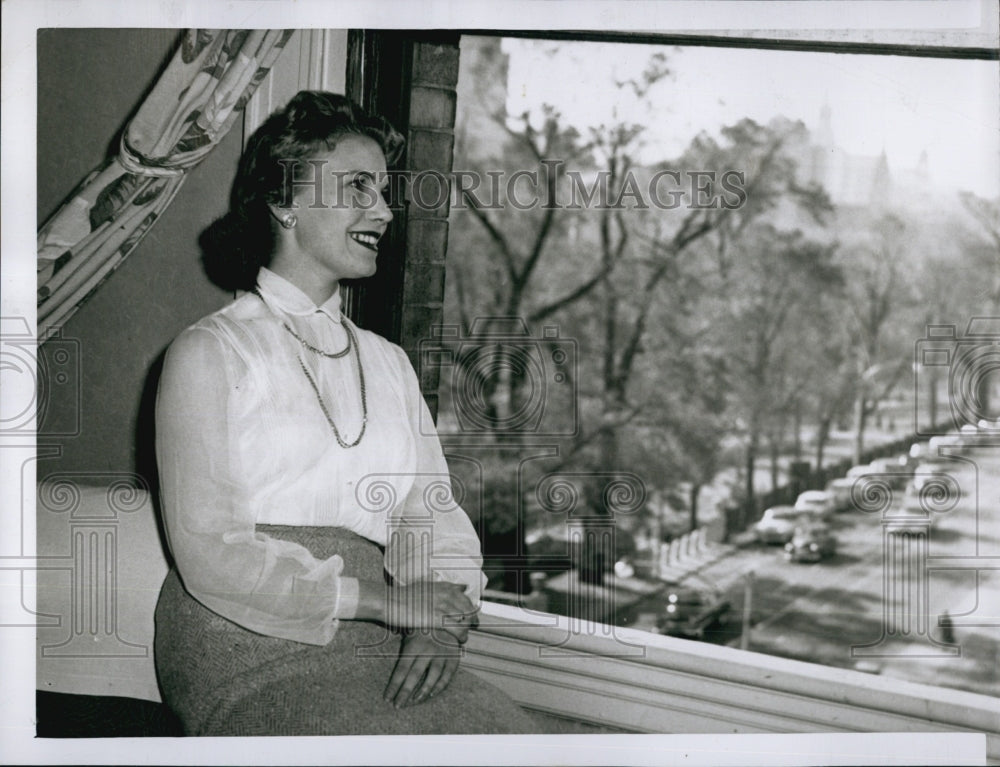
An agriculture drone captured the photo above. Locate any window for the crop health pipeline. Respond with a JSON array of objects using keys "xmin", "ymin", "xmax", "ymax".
[{"xmin": 437, "ymin": 33, "xmax": 1000, "ymax": 700}]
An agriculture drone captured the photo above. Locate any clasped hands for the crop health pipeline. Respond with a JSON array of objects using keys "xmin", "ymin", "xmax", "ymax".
[{"xmin": 382, "ymin": 580, "xmax": 478, "ymax": 709}]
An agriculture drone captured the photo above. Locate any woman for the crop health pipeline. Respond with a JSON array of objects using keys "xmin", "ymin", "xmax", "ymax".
[{"xmin": 154, "ymin": 91, "xmax": 539, "ymax": 735}]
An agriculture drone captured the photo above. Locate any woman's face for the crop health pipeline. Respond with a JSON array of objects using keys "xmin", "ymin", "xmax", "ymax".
[{"xmin": 276, "ymin": 134, "xmax": 392, "ymax": 288}]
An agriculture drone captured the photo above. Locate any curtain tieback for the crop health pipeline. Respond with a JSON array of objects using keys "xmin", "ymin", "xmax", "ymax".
[{"xmin": 117, "ymin": 133, "xmax": 187, "ymax": 177}]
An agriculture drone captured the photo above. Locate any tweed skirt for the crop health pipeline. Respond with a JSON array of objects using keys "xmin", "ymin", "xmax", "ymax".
[{"xmin": 154, "ymin": 525, "xmax": 540, "ymax": 736}]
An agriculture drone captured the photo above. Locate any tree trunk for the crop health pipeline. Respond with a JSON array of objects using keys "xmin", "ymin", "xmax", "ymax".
[
  {"xmin": 580, "ymin": 388, "xmax": 622, "ymax": 588},
  {"xmin": 853, "ymin": 391, "xmax": 868, "ymax": 465},
  {"xmin": 744, "ymin": 434, "xmax": 758, "ymax": 528},
  {"xmin": 793, "ymin": 402, "xmax": 802, "ymax": 460},
  {"xmin": 581, "ymin": 246, "xmax": 621, "ymax": 589},
  {"xmin": 579, "ymin": 470, "xmax": 612, "ymax": 587},
  {"xmin": 689, "ymin": 483, "xmax": 700, "ymax": 531},
  {"xmin": 769, "ymin": 433, "xmax": 780, "ymax": 492},
  {"xmin": 815, "ymin": 417, "xmax": 831, "ymax": 470}
]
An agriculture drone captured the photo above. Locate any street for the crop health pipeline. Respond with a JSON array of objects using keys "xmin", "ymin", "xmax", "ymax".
[{"xmin": 687, "ymin": 441, "xmax": 1000, "ymax": 698}]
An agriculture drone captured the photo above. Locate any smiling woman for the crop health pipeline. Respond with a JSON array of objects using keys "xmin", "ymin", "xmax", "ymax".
[
  {"xmin": 267, "ymin": 134, "xmax": 393, "ymax": 301},
  {"xmin": 154, "ymin": 91, "xmax": 541, "ymax": 735},
  {"xmin": 200, "ymin": 92, "xmax": 403, "ymax": 294}
]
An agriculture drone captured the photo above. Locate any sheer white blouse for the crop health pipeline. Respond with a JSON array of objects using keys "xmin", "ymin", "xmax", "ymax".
[{"xmin": 155, "ymin": 268, "xmax": 485, "ymax": 646}]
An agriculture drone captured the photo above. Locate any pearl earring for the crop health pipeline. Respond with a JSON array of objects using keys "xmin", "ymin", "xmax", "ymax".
[{"xmin": 281, "ymin": 214, "xmax": 297, "ymax": 229}]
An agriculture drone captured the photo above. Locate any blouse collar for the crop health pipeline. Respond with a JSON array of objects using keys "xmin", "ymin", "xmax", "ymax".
[{"xmin": 256, "ymin": 267, "xmax": 342, "ymax": 323}]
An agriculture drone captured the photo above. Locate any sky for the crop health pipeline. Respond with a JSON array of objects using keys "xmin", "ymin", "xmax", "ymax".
[{"xmin": 503, "ymin": 39, "xmax": 1000, "ymax": 198}]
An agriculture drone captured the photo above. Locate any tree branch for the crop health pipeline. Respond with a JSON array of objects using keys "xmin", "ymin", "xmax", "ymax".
[
  {"xmin": 529, "ymin": 262, "xmax": 614, "ymax": 323},
  {"xmin": 463, "ymin": 191, "xmax": 519, "ymax": 285}
]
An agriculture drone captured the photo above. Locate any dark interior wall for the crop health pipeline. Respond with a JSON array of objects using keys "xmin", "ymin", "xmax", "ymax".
[{"xmin": 37, "ymin": 29, "xmax": 238, "ymax": 481}]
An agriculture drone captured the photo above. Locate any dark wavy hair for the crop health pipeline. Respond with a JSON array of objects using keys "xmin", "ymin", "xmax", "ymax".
[{"xmin": 201, "ymin": 91, "xmax": 405, "ymax": 291}]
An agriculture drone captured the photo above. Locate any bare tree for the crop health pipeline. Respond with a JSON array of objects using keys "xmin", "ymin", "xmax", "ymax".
[{"xmin": 841, "ymin": 213, "xmax": 912, "ymax": 462}]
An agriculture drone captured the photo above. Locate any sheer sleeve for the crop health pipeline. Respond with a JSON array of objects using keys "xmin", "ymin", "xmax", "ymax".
[
  {"xmin": 155, "ymin": 326, "xmax": 360, "ymax": 646},
  {"xmin": 384, "ymin": 346, "xmax": 487, "ymax": 605}
]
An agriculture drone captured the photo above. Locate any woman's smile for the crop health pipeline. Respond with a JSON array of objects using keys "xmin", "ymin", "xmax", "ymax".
[{"xmin": 349, "ymin": 230, "xmax": 383, "ymax": 252}]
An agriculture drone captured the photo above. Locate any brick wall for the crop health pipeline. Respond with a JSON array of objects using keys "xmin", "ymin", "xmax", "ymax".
[{"xmin": 400, "ymin": 38, "xmax": 461, "ymax": 419}]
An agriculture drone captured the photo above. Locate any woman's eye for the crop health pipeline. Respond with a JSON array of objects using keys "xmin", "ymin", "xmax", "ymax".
[{"xmin": 348, "ymin": 175, "xmax": 389, "ymax": 208}]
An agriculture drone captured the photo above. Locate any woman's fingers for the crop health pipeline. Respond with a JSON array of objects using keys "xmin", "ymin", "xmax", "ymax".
[
  {"xmin": 435, "ymin": 584, "xmax": 475, "ymax": 616},
  {"xmin": 442, "ymin": 602, "xmax": 479, "ymax": 644},
  {"xmin": 395, "ymin": 660, "xmax": 429, "ymax": 708},
  {"xmin": 386, "ymin": 631, "xmax": 462, "ymax": 708},
  {"xmin": 384, "ymin": 653, "xmax": 422, "ymax": 707},
  {"xmin": 379, "ymin": 631, "xmax": 466, "ymax": 707},
  {"xmin": 426, "ymin": 656, "xmax": 459, "ymax": 700},
  {"xmin": 438, "ymin": 622, "xmax": 470, "ymax": 645},
  {"xmin": 407, "ymin": 633, "xmax": 461, "ymax": 705},
  {"xmin": 413, "ymin": 657, "xmax": 445, "ymax": 703},
  {"xmin": 453, "ymin": 607, "xmax": 479, "ymax": 631},
  {"xmin": 390, "ymin": 661, "xmax": 428, "ymax": 709},
  {"xmin": 434, "ymin": 585, "xmax": 477, "ymax": 629}
]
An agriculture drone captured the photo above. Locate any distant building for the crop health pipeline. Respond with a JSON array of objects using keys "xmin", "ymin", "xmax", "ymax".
[{"xmin": 803, "ymin": 102, "xmax": 931, "ymax": 209}]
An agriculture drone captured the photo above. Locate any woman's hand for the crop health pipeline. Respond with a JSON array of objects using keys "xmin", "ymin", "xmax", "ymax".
[
  {"xmin": 352, "ymin": 578, "xmax": 479, "ymax": 644},
  {"xmin": 384, "ymin": 630, "xmax": 462, "ymax": 708},
  {"xmin": 385, "ymin": 579, "xmax": 479, "ymax": 644}
]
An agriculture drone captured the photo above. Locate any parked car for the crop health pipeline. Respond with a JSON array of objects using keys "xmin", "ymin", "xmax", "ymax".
[
  {"xmin": 902, "ymin": 442, "xmax": 930, "ymax": 472},
  {"xmin": 909, "ymin": 441, "xmax": 929, "ymax": 460},
  {"xmin": 794, "ymin": 490, "xmax": 836, "ymax": 520},
  {"xmin": 902, "ymin": 470, "xmax": 962, "ymax": 510},
  {"xmin": 911, "ymin": 459, "xmax": 961, "ymax": 494},
  {"xmin": 868, "ymin": 457, "xmax": 910, "ymax": 489},
  {"xmin": 785, "ymin": 523, "xmax": 837, "ymax": 563},
  {"xmin": 846, "ymin": 464, "xmax": 875, "ymax": 480},
  {"xmin": 824, "ymin": 478, "xmax": 855, "ymax": 512},
  {"xmin": 891, "ymin": 453, "xmax": 916, "ymax": 476},
  {"xmin": 523, "ymin": 530, "xmax": 573, "ymax": 572},
  {"xmin": 655, "ymin": 580, "xmax": 731, "ymax": 639},
  {"xmin": 754, "ymin": 505, "xmax": 800, "ymax": 544},
  {"xmin": 845, "ymin": 461, "xmax": 907, "ymax": 487},
  {"xmin": 958, "ymin": 423, "xmax": 987, "ymax": 445},
  {"xmin": 928, "ymin": 434, "xmax": 961, "ymax": 453},
  {"xmin": 524, "ymin": 525, "xmax": 637, "ymax": 573}
]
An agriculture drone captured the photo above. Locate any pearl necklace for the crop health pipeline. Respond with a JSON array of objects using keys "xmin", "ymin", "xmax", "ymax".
[{"xmin": 253, "ymin": 287, "xmax": 368, "ymax": 448}]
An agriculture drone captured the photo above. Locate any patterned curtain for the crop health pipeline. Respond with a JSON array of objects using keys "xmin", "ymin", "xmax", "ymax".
[{"xmin": 37, "ymin": 29, "xmax": 294, "ymax": 339}]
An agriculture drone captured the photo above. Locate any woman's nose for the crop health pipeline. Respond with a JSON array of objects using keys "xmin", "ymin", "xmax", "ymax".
[{"xmin": 368, "ymin": 191, "xmax": 393, "ymax": 224}]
